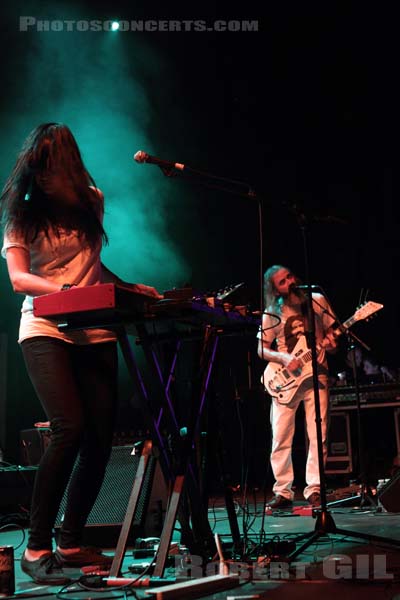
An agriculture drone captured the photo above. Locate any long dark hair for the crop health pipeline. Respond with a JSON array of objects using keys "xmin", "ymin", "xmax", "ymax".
[
  {"xmin": 0, "ymin": 123, "xmax": 108, "ymax": 248},
  {"xmin": 264, "ymin": 264, "xmax": 302, "ymax": 313}
]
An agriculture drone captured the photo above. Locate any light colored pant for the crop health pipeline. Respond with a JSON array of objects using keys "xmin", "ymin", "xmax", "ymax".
[{"xmin": 269, "ymin": 378, "xmax": 329, "ymax": 500}]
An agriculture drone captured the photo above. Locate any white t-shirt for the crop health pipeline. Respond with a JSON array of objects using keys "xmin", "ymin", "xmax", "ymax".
[
  {"xmin": 257, "ymin": 293, "xmax": 336, "ymax": 369},
  {"xmin": 1, "ymin": 195, "xmax": 117, "ymax": 345}
]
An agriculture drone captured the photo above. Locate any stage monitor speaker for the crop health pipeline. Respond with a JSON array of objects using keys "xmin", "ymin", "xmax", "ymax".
[
  {"xmin": 305, "ymin": 411, "xmax": 353, "ymax": 475},
  {"xmin": 378, "ymin": 469, "xmax": 400, "ymax": 513},
  {"xmin": 55, "ymin": 444, "xmax": 168, "ymax": 547},
  {"xmin": 326, "ymin": 412, "xmax": 353, "ymax": 474}
]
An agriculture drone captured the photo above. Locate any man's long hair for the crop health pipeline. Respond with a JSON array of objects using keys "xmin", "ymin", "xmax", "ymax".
[
  {"xmin": 0, "ymin": 123, "xmax": 108, "ymax": 248},
  {"xmin": 264, "ymin": 264, "xmax": 301, "ymax": 313}
]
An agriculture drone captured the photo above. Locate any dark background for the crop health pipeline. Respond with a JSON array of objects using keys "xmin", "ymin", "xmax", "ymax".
[{"xmin": 0, "ymin": 2, "xmax": 398, "ymax": 471}]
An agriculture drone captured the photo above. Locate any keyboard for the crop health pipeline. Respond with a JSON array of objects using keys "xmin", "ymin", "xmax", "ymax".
[{"xmin": 33, "ymin": 284, "xmax": 260, "ymax": 332}]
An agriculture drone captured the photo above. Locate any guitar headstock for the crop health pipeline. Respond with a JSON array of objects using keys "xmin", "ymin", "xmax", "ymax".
[{"xmin": 353, "ymin": 301, "xmax": 384, "ymax": 323}]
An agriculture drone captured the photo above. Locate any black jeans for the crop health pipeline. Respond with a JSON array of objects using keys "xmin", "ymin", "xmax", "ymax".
[{"xmin": 21, "ymin": 336, "xmax": 118, "ymax": 550}]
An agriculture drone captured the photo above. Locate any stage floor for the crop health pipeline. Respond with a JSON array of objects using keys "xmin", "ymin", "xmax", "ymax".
[{"xmin": 2, "ymin": 498, "xmax": 400, "ymax": 600}]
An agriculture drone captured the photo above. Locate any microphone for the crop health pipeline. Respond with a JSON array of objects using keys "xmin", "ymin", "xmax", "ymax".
[
  {"xmin": 133, "ymin": 150, "xmax": 185, "ymax": 171},
  {"xmin": 291, "ymin": 284, "xmax": 320, "ymax": 290}
]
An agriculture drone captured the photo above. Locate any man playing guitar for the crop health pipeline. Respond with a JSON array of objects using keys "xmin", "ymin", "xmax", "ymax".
[{"xmin": 257, "ymin": 265, "xmax": 338, "ymax": 509}]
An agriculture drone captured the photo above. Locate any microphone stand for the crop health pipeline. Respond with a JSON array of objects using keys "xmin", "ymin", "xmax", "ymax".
[
  {"xmin": 310, "ymin": 294, "xmax": 379, "ymax": 510},
  {"xmin": 286, "ymin": 208, "xmax": 400, "ymax": 562},
  {"xmin": 140, "ymin": 160, "xmax": 265, "ymax": 563},
  {"xmin": 156, "ymin": 160, "xmax": 275, "ymax": 554}
]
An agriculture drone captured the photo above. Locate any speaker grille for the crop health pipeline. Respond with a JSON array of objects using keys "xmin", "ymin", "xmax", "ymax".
[{"xmin": 55, "ymin": 445, "xmax": 163, "ymax": 545}]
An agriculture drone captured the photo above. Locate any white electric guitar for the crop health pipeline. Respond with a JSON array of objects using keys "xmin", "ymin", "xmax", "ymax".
[{"xmin": 262, "ymin": 301, "xmax": 383, "ymax": 404}]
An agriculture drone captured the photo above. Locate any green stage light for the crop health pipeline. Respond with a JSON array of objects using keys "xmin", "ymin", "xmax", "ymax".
[{"xmin": 111, "ymin": 21, "xmax": 120, "ymax": 31}]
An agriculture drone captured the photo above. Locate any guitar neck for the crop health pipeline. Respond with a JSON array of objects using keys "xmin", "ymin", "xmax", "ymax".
[
  {"xmin": 331, "ymin": 310, "xmax": 363, "ymax": 339},
  {"xmin": 296, "ymin": 302, "xmax": 381, "ymax": 367},
  {"xmin": 336, "ymin": 314, "xmax": 357, "ymax": 333},
  {"xmin": 301, "ymin": 319, "xmax": 351, "ymax": 365}
]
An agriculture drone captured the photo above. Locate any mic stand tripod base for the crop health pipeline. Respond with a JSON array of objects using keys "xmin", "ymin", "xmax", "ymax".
[
  {"xmin": 289, "ymin": 500, "xmax": 400, "ymax": 563},
  {"xmin": 289, "ymin": 508, "xmax": 338, "ymax": 549}
]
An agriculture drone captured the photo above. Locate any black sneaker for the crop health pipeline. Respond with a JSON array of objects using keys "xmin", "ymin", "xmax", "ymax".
[
  {"xmin": 265, "ymin": 494, "xmax": 293, "ymax": 510},
  {"xmin": 307, "ymin": 492, "xmax": 321, "ymax": 508},
  {"xmin": 21, "ymin": 552, "xmax": 71, "ymax": 585}
]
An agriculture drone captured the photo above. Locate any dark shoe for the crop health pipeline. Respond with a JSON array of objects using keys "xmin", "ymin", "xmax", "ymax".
[
  {"xmin": 21, "ymin": 552, "xmax": 71, "ymax": 585},
  {"xmin": 55, "ymin": 546, "xmax": 112, "ymax": 567},
  {"xmin": 307, "ymin": 492, "xmax": 321, "ymax": 508},
  {"xmin": 265, "ymin": 494, "xmax": 293, "ymax": 510}
]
